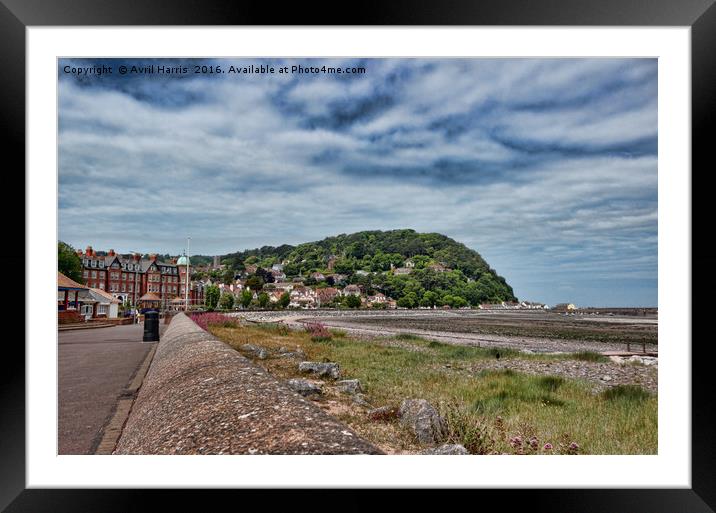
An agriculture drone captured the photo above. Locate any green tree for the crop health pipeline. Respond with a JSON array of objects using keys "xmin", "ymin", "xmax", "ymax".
[
  {"xmin": 204, "ymin": 284, "xmax": 220, "ymax": 311},
  {"xmin": 219, "ymin": 292, "xmax": 235, "ymax": 310},
  {"xmin": 278, "ymin": 292, "xmax": 290, "ymax": 308},
  {"xmin": 58, "ymin": 241, "xmax": 83, "ymax": 283},
  {"xmin": 344, "ymin": 294, "xmax": 361, "ymax": 308},
  {"xmin": 245, "ymin": 275, "xmax": 265, "ymax": 291},
  {"xmin": 221, "ymin": 269, "xmax": 235, "ymax": 285},
  {"xmin": 420, "ymin": 290, "xmax": 440, "ymax": 307},
  {"xmin": 258, "ymin": 292, "xmax": 270, "ymax": 308},
  {"xmin": 397, "ymin": 292, "xmax": 418, "ymax": 308},
  {"xmin": 240, "ymin": 289, "xmax": 253, "ymax": 308}
]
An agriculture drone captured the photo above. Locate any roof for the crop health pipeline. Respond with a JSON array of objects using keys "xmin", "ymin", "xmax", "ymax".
[
  {"xmin": 139, "ymin": 292, "xmax": 161, "ymax": 301},
  {"xmin": 58, "ymin": 272, "xmax": 88, "ymax": 290},
  {"xmin": 90, "ymin": 288, "xmax": 121, "ymax": 303}
]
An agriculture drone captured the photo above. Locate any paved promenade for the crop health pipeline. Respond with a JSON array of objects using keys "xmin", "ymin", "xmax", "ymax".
[{"xmin": 58, "ymin": 322, "xmax": 164, "ymax": 454}]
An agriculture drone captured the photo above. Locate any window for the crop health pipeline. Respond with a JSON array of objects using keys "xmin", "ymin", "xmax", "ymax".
[
  {"xmin": 121, "ymin": 284, "xmax": 126, "ymax": 292},
  {"xmin": 99, "ymin": 261, "xmax": 104, "ymax": 268},
  {"xmin": 91, "ymin": 260, "xmax": 97, "ymax": 268},
  {"xmin": 91, "ymin": 271, "xmax": 97, "ymax": 278},
  {"xmin": 83, "ymin": 270, "xmax": 88, "ymax": 278},
  {"xmin": 98, "ymin": 304, "xmax": 107, "ymax": 315},
  {"xmin": 122, "ymin": 273, "xmax": 127, "ymax": 280},
  {"xmin": 129, "ymin": 283, "xmax": 133, "ymax": 292}
]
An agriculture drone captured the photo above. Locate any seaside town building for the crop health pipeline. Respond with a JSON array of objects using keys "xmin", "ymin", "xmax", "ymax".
[{"xmin": 75, "ymin": 245, "xmax": 205, "ymax": 309}]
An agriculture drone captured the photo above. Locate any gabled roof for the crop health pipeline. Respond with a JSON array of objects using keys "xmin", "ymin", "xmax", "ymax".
[
  {"xmin": 139, "ymin": 292, "xmax": 161, "ymax": 301},
  {"xmin": 104, "ymin": 255, "xmax": 122, "ymax": 267},
  {"xmin": 90, "ymin": 288, "xmax": 121, "ymax": 303},
  {"xmin": 140, "ymin": 260, "xmax": 153, "ymax": 272},
  {"xmin": 58, "ymin": 272, "xmax": 88, "ymax": 290}
]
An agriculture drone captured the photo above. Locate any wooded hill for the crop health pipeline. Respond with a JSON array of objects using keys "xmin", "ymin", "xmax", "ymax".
[{"xmin": 223, "ymin": 229, "xmax": 517, "ymax": 307}]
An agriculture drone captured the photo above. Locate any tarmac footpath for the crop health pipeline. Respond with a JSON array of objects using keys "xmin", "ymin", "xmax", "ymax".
[{"xmin": 58, "ymin": 322, "xmax": 164, "ymax": 455}]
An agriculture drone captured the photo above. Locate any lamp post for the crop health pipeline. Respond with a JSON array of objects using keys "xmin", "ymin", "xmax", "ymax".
[
  {"xmin": 185, "ymin": 237, "xmax": 191, "ymax": 312},
  {"xmin": 130, "ymin": 251, "xmax": 141, "ymax": 324}
]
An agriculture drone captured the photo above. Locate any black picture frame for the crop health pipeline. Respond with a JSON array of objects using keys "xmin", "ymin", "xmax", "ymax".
[{"xmin": 3, "ymin": 1, "xmax": 713, "ymax": 511}]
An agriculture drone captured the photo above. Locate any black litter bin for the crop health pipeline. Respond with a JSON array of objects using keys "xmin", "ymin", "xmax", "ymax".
[{"xmin": 143, "ymin": 310, "xmax": 160, "ymax": 342}]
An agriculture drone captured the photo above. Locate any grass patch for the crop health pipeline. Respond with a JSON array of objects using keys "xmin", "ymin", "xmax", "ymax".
[
  {"xmin": 571, "ymin": 351, "xmax": 609, "ymax": 363},
  {"xmin": 395, "ymin": 333, "xmax": 427, "ymax": 341},
  {"xmin": 254, "ymin": 323, "xmax": 290, "ymax": 336},
  {"xmin": 602, "ymin": 385, "xmax": 651, "ymax": 402},
  {"xmin": 538, "ymin": 375, "xmax": 565, "ymax": 392},
  {"xmin": 209, "ymin": 323, "xmax": 657, "ymax": 455}
]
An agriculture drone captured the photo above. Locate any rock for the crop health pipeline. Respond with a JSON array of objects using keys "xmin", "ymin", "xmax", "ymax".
[
  {"xmin": 240, "ymin": 343, "xmax": 260, "ymax": 353},
  {"xmin": 352, "ymin": 393, "xmax": 371, "ymax": 407},
  {"xmin": 399, "ymin": 399, "xmax": 447, "ymax": 444},
  {"xmin": 601, "ymin": 375, "xmax": 612, "ymax": 382},
  {"xmin": 367, "ymin": 405, "xmax": 399, "ymax": 421},
  {"xmin": 421, "ymin": 444, "xmax": 468, "ymax": 455},
  {"xmin": 336, "ymin": 379, "xmax": 363, "ymax": 394},
  {"xmin": 299, "ymin": 361, "xmax": 340, "ymax": 379},
  {"xmin": 287, "ymin": 378, "xmax": 322, "ymax": 397},
  {"xmin": 277, "ymin": 348, "xmax": 307, "ymax": 360},
  {"xmin": 240, "ymin": 343, "xmax": 270, "ymax": 359}
]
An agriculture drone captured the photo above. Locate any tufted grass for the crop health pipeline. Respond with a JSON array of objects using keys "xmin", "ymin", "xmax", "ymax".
[{"xmin": 210, "ymin": 323, "xmax": 657, "ymax": 454}]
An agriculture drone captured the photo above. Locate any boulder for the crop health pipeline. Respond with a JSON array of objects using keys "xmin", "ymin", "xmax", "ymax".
[
  {"xmin": 287, "ymin": 378, "xmax": 322, "ymax": 397},
  {"xmin": 256, "ymin": 348, "xmax": 269, "ymax": 360},
  {"xmin": 367, "ymin": 405, "xmax": 399, "ymax": 421},
  {"xmin": 298, "ymin": 361, "xmax": 340, "ymax": 379},
  {"xmin": 399, "ymin": 399, "xmax": 447, "ymax": 445},
  {"xmin": 336, "ymin": 379, "xmax": 363, "ymax": 394},
  {"xmin": 421, "ymin": 444, "xmax": 469, "ymax": 455}
]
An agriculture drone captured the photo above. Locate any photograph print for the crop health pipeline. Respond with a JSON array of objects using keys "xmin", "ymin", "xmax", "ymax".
[{"xmin": 57, "ymin": 57, "xmax": 658, "ymax": 456}]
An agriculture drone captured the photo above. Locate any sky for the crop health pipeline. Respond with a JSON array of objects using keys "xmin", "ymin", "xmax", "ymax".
[{"xmin": 58, "ymin": 58, "xmax": 657, "ymax": 307}]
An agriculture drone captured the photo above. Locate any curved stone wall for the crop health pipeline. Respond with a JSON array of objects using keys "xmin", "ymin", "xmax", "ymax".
[{"xmin": 114, "ymin": 313, "xmax": 381, "ymax": 454}]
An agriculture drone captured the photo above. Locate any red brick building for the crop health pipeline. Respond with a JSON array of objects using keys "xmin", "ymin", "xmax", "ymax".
[{"xmin": 76, "ymin": 246, "xmax": 204, "ymax": 309}]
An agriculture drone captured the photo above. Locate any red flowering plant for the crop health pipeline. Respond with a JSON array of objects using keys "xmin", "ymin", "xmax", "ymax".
[{"xmin": 304, "ymin": 322, "xmax": 332, "ymax": 341}]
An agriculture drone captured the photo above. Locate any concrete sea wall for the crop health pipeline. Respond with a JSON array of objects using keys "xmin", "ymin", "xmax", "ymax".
[{"xmin": 114, "ymin": 313, "xmax": 381, "ymax": 454}]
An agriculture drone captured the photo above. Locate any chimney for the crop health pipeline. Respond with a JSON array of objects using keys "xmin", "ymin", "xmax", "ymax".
[
  {"xmin": 133, "ymin": 253, "xmax": 141, "ymax": 262},
  {"xmin": 108, "ymin": 249, "xmax": 115, "ymax": 257},
  {"xmin": 76, "ymin": 249, "xmax": 83, "ymax": 256},
  {"xmin": 86, "ymin": 245, "xmax": 93, "ymax": 256},
  {"xmin": 149, "ymin": 253, "xmax": 158, "ymax": 261}
]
